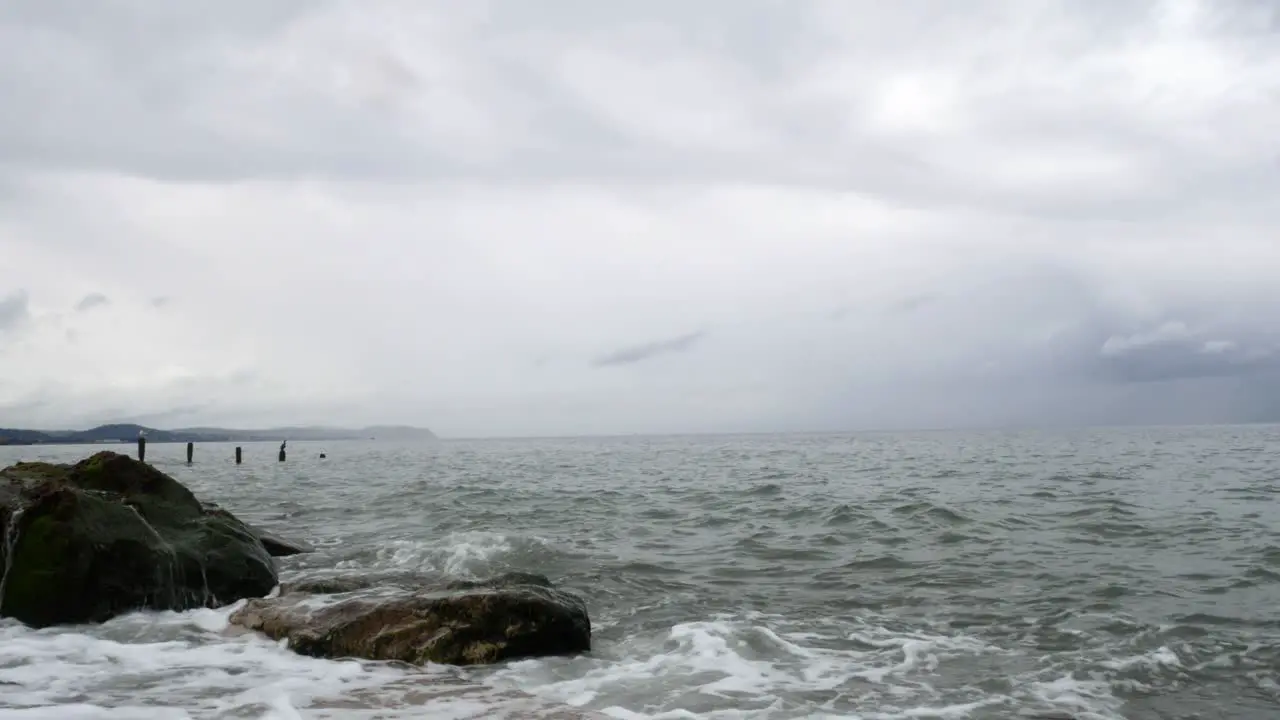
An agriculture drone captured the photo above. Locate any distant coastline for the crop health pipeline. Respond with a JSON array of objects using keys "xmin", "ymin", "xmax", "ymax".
[{"xmin": 0, "ymin": 423, "xmax": 437, "ymax": 446}]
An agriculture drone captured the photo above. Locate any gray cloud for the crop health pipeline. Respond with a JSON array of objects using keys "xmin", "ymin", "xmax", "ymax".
[
  {"xmin": 593, "ymin": 331, "xmax": 708, "ymax": 367},
  {"xmin": 888, "ymin": 294, "xmax": 938, "ymax": 316},
  {"xmin": 113, "ymin": 404, "xmax": 214, "ymax": 427},
  {"xmin": 0, "ymin": 397, "xmax": 49, "ymax": 419},
  {"xmin": 74, "ymin": 292, "xmax": 109, "ymax": 312},
  {"xmin": 591, "ymin": 330, "xmax": 711, "ymax": 366},
  {"xmin": 1091, "ymin": 321, "xmax": 1280, "ymax": 384},
  {"xmin": 0, "ymin": 0, "xmax": 1268, "ymax": 228},
  {"xmin": 0, "ymin": 290, "xmax": 29, "ymax": 331},
  {"xmin": 1, "ymin": 1, "xmax": 1280, "ymax": 436}
]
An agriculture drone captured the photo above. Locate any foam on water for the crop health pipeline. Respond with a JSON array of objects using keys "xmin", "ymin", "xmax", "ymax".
[
  {"xmin": 0, "ymin": 564, "xmax": 1254, "ymax": 719},
  {"xmin": 4, "ymin": 530, "xmax": 1102, "ymax": 720},
  {"xmin": 0, "ymin": 606, "xmax": 1121, "ymax": 720},
  {"xmin": 0, "ymin": 528, "xmax": 606, "ymax": 720},
  {"xmin": 0, "ymin": 605, "xmax": 599, "ymax": 719},
  {"xmin": 476, "ymin": 607, "xmax": 1157, "ymax": 720},
  {"xmin": 336, "ymin": 530, "xmax": 558, "ymax": 578}
]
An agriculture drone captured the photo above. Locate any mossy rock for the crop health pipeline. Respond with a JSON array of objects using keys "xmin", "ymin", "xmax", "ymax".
[
  {"xmin": 232, "ymin": 575, "xmax": 591, "ymax": 666},
  {"xmin": 0, "ymin": 452, "xmax": 277, "ymax": 628}
]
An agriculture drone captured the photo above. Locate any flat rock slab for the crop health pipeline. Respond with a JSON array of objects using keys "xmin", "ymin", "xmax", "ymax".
[{"xmin": 231, "ymin": 575, "xmax": 591, "ymax": 666}]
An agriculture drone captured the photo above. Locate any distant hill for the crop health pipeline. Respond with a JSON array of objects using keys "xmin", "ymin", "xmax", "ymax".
[{"xmin": 0, "ymin": 423, "xmax": 437, "ymax": 445}]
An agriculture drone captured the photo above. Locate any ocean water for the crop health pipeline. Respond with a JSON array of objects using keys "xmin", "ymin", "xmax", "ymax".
[{"xmin": 1, "ymin": 426, "xmax": 1279, "ymax": 719}]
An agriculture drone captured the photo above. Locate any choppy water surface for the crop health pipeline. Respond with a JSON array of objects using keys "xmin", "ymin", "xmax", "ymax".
[{"xmin": 2, "ymin": 426, "xmax": 1280, "ymax": 719}]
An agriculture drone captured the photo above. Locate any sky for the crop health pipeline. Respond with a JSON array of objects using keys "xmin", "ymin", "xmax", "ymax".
[{"xmin": 2, "ymin": 0, "xmax": 1280, "ymax": 438}]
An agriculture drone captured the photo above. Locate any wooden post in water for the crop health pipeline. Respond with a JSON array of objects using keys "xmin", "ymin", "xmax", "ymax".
[
  {"xmin": 137, "ymin": 436, "xmax": 146, "ymax": 462},
  {"xmin": 186, "ymin": 442, "xmax": 194, "ymax": 464},
  {"xmin": 235, "ymin": 446, "xmax": 242, "ymax": 464},
  {"xmin": 278, "ymin": 440, "xmax": 287, "ymax": 462}
]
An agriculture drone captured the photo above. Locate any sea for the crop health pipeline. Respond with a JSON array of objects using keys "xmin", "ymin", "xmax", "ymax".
[{"xmin": 1, "ymin": 426, "xmax": 1279, "ymax": 719}]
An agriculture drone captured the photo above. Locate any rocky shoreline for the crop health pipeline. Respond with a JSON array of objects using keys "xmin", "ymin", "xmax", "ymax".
[{"xmin": 0, "ymin": 451, "xmax": 592, "ymax": 669}]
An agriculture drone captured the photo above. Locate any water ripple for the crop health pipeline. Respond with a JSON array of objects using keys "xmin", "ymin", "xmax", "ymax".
[{"xmin": 3, "ymin": 426, "xmax": 1280, "ymax": 718}]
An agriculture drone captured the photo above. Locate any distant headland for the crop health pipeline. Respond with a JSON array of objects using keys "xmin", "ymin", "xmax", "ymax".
[{"xmin": 0, "ymin": 423, "xmax": 437, "ymax": 446}]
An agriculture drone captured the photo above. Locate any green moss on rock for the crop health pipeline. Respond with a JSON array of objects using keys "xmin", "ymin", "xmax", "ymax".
[{"xmin": 0, "ymin": 452, "xmax": 278, "ymax": 628}]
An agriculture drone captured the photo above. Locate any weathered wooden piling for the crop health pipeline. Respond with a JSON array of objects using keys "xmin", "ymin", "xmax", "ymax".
[
  {"xmin": 186, "ymin": 442, "xmax": 194, "ymax": 464},
  {"xmin": 278, "ymin": 440, "xmax": 287, "ymax": 462},
  {"xmin": 137, "ymin": 436, "xmax": 146, "ymax": 462},
  {"xmin": 235, "ymin": 446, "xmax": 242, "ymax": 464}
]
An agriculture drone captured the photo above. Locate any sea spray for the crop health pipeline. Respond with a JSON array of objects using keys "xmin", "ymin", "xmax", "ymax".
[
  {"xmin": 0, "ymin": 506, "xmax": 24, "ymax": 613},
  {"xmin": 123, "ymin": 504, "xmax": 200, "ymax": 610}
]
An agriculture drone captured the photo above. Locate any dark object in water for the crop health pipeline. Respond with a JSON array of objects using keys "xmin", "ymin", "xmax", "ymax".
[{"xmin": 319, "ymin": 453, "xmax": 326, "ymax": 459}]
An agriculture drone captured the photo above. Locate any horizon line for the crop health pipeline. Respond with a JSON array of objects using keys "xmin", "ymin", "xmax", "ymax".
[
  {"xmin": 3, "ymin": 419, "xmax": 1277, "ymax": 443},
  {"xmin": 440, "ymin": 419, "xmax": 1280, "ymax": 442}
]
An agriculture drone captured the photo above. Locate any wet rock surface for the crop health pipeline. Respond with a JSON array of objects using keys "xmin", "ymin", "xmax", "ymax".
[
  {"xmin": 0, "ymin": 452, "xmax": 279, "ymax": 628},
  {"xmin": 232, "ymin": 572, "xmax": 591, "ymax": 666},
  {"xmin": 203, "ymin": 504, "xmax": 316, "ymax": 557},
  {"xmin": 252, "ymin": 526, "xmax": 316, "ymax": 556}
]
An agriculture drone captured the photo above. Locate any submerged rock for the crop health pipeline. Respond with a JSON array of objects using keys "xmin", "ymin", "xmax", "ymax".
[
  {"xmin": 444, "ymin": 571, "xmax": 555, "ymax": 591},
  {"xmin": 280, "ymin": 575, "xmax": 378, "ymax": 595},
  {"xmin": 231, "ymin": 573, "xmax": 591, "ymax": 666},
  {"xmin": 252, "ymin": 527, "xmax": 315, "ymax": 557},
  {"xmin": 0, "ymin": 452, "xmax": 278, "ymax": 628}
]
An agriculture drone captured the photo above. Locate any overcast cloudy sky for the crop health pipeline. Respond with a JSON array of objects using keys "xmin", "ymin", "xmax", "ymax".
[{"xmin": 2, "ymin": 0, "xmax": 1279, "ymax": 437}]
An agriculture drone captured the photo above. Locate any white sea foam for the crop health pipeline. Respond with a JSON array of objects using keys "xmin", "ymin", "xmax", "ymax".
[
  {"xmin": 0, "ymin": 531, "xmax": 590, "ymax": 719},
  {"xmin": 1020, "ymin": 675, "xmax": 1125, "ymax": 720},
  {"xmin": 475, "ymin": 610, "xmax": 1126, "ymax": 720},
  {"xmin": 0, "ymin": 605, "xmax": 598, "ymax": 719},
  {"xmin": 0, "ymin": 597, "xmax": 1148, "ymax": 720},
  {"xmin": 336, "ymin": 530, "xmax": 557, "ymax": 578},
  {"xmin": 1100, "ymin": 646, "xmax": 1183, "ymax": 672}
]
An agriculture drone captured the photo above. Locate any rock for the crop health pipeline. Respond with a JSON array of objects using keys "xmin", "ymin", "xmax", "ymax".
[
  {"xmin": 231, "ymin": 574, "xmax": 591, "ymax": 666},
  {"xmin": 280, "ymin": 576, "xmax": 377, "ymax": 595},
  {"xmin": 0, "ymin": 452, "xmax": 277, "ymax": 628},
  {"xmin": 443, "ymin": 571, "xmax": 555, "ymax": 591},
  {"xmin": 202, "ymin": 504, "xmax": 314, "ymax": 557},
  {"xmin": 252, "ymin": 527, "xmax": 315, "ymax": 557}
]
